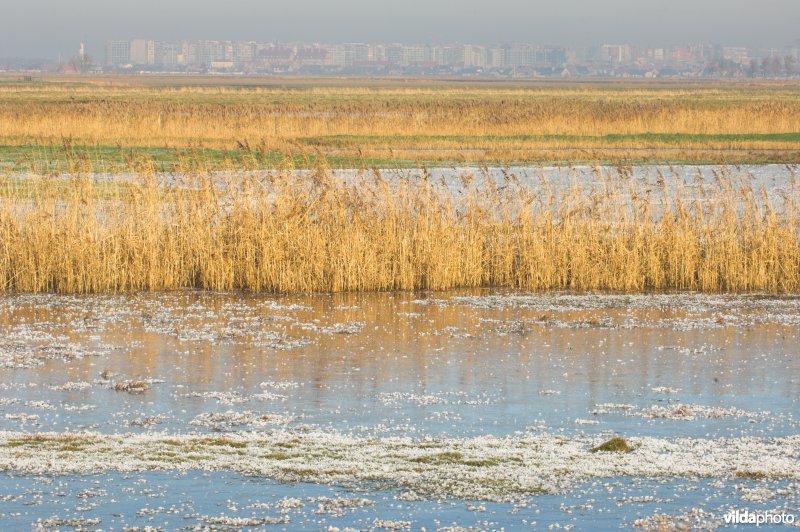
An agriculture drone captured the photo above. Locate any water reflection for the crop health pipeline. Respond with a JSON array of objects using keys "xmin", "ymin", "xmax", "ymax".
[{"xmin": 0, "ymin": 291, "xmax": 797, "ymax": 438}]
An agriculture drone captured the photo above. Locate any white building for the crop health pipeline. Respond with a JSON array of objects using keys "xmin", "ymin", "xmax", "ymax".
[{"xmin": 130, "ymin": 39, "xmax": 155, "ymax": 65}]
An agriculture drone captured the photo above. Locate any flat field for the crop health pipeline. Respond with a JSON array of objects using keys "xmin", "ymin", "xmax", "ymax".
[{"xmin": 1, "ymin": 76, "xmax": 799, "ymax": 169}]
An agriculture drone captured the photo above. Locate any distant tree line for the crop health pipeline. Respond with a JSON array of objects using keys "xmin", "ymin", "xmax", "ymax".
[{"xmin": 704, "ymin": 56, "xmax": 796, "ymax": 77}]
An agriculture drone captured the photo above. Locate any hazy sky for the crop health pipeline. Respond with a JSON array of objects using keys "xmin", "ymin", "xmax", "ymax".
[{"xmin": 1, "ymin": 0, "xmax": 799, "ymax": 59}]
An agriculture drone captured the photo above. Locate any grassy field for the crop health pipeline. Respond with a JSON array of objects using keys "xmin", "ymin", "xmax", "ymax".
[{"xmin": 1, "ymin": 76, "xmax": 799, "ymax": 168}]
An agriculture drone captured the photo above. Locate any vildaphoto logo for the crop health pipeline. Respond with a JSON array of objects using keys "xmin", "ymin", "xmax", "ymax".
[{"xmin": 723, "ymin": 509, "xmax": 795, "ymax": 526}]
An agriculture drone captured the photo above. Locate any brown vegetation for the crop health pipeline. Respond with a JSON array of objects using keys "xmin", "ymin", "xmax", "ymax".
[
  {"xmin": 1, "ymin": 80, "xmax": 799, "ymax": 165},
  {"xmin": 1, "ymin": 160, "xmax": 797, "ymax": 294}
]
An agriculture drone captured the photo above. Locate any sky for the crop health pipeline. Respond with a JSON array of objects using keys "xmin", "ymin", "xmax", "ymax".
[{"xmin": 1, "ymin": 0, "xmax": 799, "ymax": 60}]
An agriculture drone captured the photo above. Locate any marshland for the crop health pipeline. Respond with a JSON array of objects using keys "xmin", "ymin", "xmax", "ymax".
[
  {"xmin": 2, "ymin": 77, "xmax": 800, "ymax": 169},
  {"xmin": 0, "ymin": 77, "xmax": 798, "ymax": 529}
]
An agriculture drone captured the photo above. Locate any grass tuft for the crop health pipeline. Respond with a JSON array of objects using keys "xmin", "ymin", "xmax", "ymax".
[{"xmin": 591, "ymin": 437, "xmax": 632, "ymax": 453}]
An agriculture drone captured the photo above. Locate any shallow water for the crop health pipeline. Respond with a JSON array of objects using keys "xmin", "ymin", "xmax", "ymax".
[
  {"xmin": 1, "ymin": 472, "xmax": 795, "ymax": 530},
  {"xmin": 28, "ymin": 163, "xmax": 800, "ymax": 198},
  {"xmin": 1, "ymin": 290, "xmax": 799, "ymax": 528}
]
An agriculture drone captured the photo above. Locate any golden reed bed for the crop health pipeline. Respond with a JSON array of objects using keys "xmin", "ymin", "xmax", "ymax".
[
  {"xmin": 1, "ymin": 164, "xmax": 797, "ymax": 294},
  {"xmin": 2, "ymin": 80, "xmax": 799, "ymax": 165}
]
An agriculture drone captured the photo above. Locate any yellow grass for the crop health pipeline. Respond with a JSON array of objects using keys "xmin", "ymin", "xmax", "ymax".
[
  {"xmin": 6, "ymin": 90, "xmax": 800, "ymax": 144},
  {"xmin": 1, "ymin": 79, "xmax": 799, "ymax": 166},
  {"xmin": 1, "ymin": 161, "xmax": 797, "ymax": 294}
]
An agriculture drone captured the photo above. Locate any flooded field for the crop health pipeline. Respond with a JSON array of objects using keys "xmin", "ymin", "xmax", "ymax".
[
  {"xmin": 80, "ymin": 163, "xmax": 799, "ymax": 193},
  {"xmin": 0, "ymin": 290, "xmax": 798, "ymax": 529}
]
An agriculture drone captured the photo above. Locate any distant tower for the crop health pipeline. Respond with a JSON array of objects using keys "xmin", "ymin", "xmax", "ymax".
[{"xmin": 79, "ymin": 43, "xmax": 85, "ymax": 63}]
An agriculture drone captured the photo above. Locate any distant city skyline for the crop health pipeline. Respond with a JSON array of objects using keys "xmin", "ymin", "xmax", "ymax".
[
  {"xmin": 10, "ymin": 37, "xmax": 792, "ymax": 79},
  {"xmin": 4, "ymin": 36, "xmax": 800, "ymax": 64},
  {"xmin": 1, "ymin": 0, "xmax": 799, "ymax": 60}
]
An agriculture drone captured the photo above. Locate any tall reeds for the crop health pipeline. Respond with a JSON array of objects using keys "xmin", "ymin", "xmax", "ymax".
[{"xmin": 0, "ymin": 160, "xmax": 797, "ymax": 294}]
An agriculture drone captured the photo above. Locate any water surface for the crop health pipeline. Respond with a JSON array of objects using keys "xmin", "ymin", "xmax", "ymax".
[{"xmin": 1, "ymin": 290, "xmax": 798, "ymax": 528}]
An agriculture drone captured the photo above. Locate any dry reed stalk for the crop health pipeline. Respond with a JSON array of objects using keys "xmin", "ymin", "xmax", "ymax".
[{"xmin": 0, "ymin": 159, "xmax": 797, "ymax": 294}]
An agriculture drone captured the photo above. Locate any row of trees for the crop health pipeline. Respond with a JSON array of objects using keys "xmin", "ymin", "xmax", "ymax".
[{"xmin": 703, "ymin": 56, "xmax": 797, "ymax": 77}]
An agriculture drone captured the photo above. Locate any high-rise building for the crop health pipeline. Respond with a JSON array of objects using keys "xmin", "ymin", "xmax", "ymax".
[
  {"xmin": 537, "ymin": 46, "xmax": 566, "ymax": 68},
  {"xmin": 179, "ymin": 41, "xmax": 195, "ymax": 66},
  {"xmin": 506, "ymin": 44, "xmax": 535, "ymax": 67},
  {"xmin": 321, "ymin": 44, "xmax": 345, "ymax": 66},
  {"xmin": 155, "ymin": 41, "xmax": 180, "ymax": 67},
  {"xmin": 196, "ymin": 41, "xmax": 225, "ymax": 65},
  {"xmin": 233, "ymin": 42, "xmax": 255, "ymax": 63},
  {"xmin": 431, "ymin": 45, "xmax": 458, "ymax": 66},
  {"xmin": 342, "ymin": 43, "xmax": 369, "ymax": 66},
  {"xmin": 371, "ymin": 44, "xmax": 388, "ymax": 63},
  {"xmin": 488, "ymin": 48, "xmax": 505, "ymax": 68},
  {"xmin": 601, "ymin": 44, "xmax": 633, "ymax": 64},
  {"xmin": 402, "ymin": 45, "xmax": 429, "ymax": 66},
  {"xmin": 130, "ymin": 39, "xmax": 155, "ymax": 65},
  {"xmin": 106, "ymin": 40, "xmax": 131, "ymax": 66},
  {"xmin": 386, "ymin": 44, "xmax": 404, "ymax": 65},
  {"xmin": 462, "ymin": 45, "xmax": 487, "ymax": 68}
]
